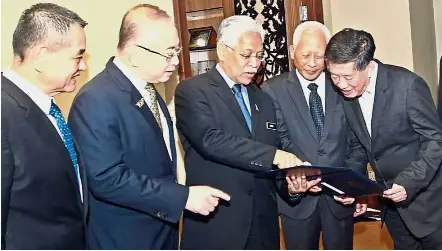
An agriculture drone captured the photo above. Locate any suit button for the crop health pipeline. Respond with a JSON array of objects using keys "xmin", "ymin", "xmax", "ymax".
[
  {"xmin": 248, "ymin": 190, "xmax": 253, "ymax": 195},
  {"xmin": 317, "ymin": 150, "xmax": 325, "ymax": 156},
  {"xmin": 251, "ymin": 161, "xmax": 255, "ymax": 165}
]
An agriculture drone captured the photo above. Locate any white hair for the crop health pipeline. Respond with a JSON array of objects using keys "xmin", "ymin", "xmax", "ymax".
[
  {"xmin": 217, "ymin": 15, "xmax": 265, "ymax": 47},
  {"xmin": 292, "ymin": 21, "xmax": 331, "ymax": 49}
]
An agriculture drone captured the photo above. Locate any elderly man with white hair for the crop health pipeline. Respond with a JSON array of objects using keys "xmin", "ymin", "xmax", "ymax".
[
  {"xmin": 262, "ymin": 21, "xmax": 368, "ymax": 249},
  {"xmin": 175, "ymin": 15, "xmax": 317, "ymax": 249}
]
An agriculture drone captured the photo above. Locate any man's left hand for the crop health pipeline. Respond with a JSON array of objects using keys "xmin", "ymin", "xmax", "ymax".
[
  {"xmin": 383, "ymin": 183, "xmax": 407, "ymax": 202},
  {"xmin": 353, "ymin": 203, "xmax": 367, "ymax": 217}
]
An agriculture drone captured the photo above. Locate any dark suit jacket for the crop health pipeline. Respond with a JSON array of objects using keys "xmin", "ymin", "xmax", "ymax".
[
  {"xmin": 1, "ymin": 75, "xmax": 87, "ymax": 249},
  {"xmin": 262, "ymin": 70, "xmax": 367, "ymax": 220},
  {"xmin": 68, "ymin": 58, "xmax": 189, "ymax": 249},
  {"xmin": 438, "ymin": 56, "xmax": 442, "ymax": 122},
  {"xmin": 342, "ymin": 61, "xmax": 442, "ymax": 238},
  {"xmin": 175, "ymin": 68, "xmax": 281, "ymax": 249}
]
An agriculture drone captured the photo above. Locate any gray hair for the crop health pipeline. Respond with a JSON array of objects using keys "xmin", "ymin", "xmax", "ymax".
[
  {"xmin": 217, "ymin": 15, "xmax": 265, "ymax": 47},
  {"xmin": 292, "ymin": 21, "xmax": 331, "ymax": 49}
]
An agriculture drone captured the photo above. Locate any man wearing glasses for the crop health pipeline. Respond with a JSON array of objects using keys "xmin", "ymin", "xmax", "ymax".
[
  {"xmin": 175, "ymin": 15, "xmax": 316, "ymax": 249},
  {"xmin": 68, "ymin": 4, "xmax": 230, "ymax": 250}
]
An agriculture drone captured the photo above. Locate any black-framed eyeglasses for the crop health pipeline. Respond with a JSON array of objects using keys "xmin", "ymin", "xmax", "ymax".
[
  {"xmin": 224, "ymin": 44, "xmax": 264, "ymax": 62},
  {"xmin": 135, "ymin": 44, "xmax": 182, "ymax": 62}
]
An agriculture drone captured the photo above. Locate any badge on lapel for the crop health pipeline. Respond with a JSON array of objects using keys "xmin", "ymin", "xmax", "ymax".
[
  {"xmin": 135, "ymin": 98, "xmax": 145, "ymax": 108},
  {"xmin": 266, "ymin": 122, "xmax": 277, "ymax": 130}
]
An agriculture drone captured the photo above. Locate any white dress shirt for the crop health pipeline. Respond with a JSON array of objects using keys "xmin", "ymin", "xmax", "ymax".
[
  {"xmin": 358, "ymin": 62, "xmax": 379, "ymax": 137},
  {"xmin": 216, "ymin": 64, "xmax": 251, "ymax": 114},
  {"xmin": 113, "ymin": 57, "xmax": 172, "ymax": 160},
  {"xmin": 296, "ymin": 69, "xmax": 326, "ymax": 113},
  {"xmin": 2, "ymin": 68, "xmax": 83, "ymax": 201}
]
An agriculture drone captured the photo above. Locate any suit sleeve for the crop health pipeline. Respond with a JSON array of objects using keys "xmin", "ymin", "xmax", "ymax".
[
  {"xmin": 344, "ymin": 124, "xmax": 368, "ymax": 175},
  {"xmin": 175, "ymin": 81, "xmax": 277, "ymax": 172},
  {"xmin": 393, "ymin": 76, "xmax": 442, "ymax": 201},
  {"xmin": 1, "ymin": 132, "xmax": 14, "ymax": 249},
  {"xmin": 68, "ymin": 91, "xmax": 188, "ymax": 224},
  {"xmin": 262, "ymin": 82, "xmax": 302, "ymax": 204}
]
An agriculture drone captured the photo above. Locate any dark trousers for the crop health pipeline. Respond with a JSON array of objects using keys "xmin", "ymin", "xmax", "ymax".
[
  {"xmin": 244, "ymin": 197, "xmax": 279, "ymax": 250},
  {"xmin": 281, "ymin": 196, "xmax": 354, "ymax": 250},
  {"xmin": 384, "ymin": 207, "xmax": 442, "ymax": 249}
]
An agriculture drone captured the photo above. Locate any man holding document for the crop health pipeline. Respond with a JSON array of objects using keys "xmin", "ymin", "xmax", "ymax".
[
  {"xmin": 325, "ymin": 28, "xmax": 442, "ymax": 249},
  {"xmin": 262, "ymin": 21, "xmax": 368, "ymax": 250}
]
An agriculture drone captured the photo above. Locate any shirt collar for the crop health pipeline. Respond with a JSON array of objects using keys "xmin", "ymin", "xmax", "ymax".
[
  {"xmin": 216, "ymin": 63, "xmax": 238, "ymax": 90},
  {"xmin": 2, "ymin": 68, "xmax": 53, "ymax": 114},
  {"xmin": 113, "ymin": 56, "xmax": 147, "ymax": 95},
  {"xmin": 295, "ymin": 68, "xmax": 326, "ymax": 89},
  {"xmin": 364, "ymin": 61, "xmax": 379, "ymax": 95}
]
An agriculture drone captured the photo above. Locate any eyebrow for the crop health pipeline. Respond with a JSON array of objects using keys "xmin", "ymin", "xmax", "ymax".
[{"xmin": 77, "ymin": 49, "xmax": 86, "ymax": 55}]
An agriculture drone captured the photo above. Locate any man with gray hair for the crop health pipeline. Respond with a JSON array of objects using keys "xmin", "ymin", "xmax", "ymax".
[
  {"xmin": 262, "ymin": 21, "xmax": 368, "ymax": 249},
  {"xmin": 175, "ymin": 15, "xmax": 318, "ymax": 249},
  {"xmin": 2, "ymin": 3, "xmax": 87, "ymax": 249}
]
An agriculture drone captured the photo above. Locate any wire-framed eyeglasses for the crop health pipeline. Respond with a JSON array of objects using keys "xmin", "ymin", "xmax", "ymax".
[
  {"xmin": 135, "ymin": 44, "xmax": 182, "ymax": 62},
  {"xmin": 224, "ymin": 44, "xmax": 265, "ymax": 62}
]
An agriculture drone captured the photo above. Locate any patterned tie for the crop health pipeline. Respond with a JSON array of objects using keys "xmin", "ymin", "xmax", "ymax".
[
  {"xmin": 232, "ymin": 84, "xmax": 252, "ymax": 132},
  {"xmin": 49, "ymin": 101, "xmax": 81, "ymax": 190},
  {"xmin": 308, "ymin": 83, "xmax": 325, "ymax": 139},
  {"xmin": 144, "ymin": 83, "xmax": 162, "ymax": 132}
]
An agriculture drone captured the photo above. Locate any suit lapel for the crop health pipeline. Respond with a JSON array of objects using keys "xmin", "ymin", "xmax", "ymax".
[
  {"xmin": 346, "ymin": 98, "xmax": 372, "ymax": 150},
  {"xmin": 157, "ymin": 92, "xmax": 177, "ymax": 171},
  {"xmin": 286, "ymin": 71, "xmax": 319, "ymax": 142},
  {"xmin": 371, "ymin": 63, "xmax": 388, "ymax": 143},
  {"xmin": 209, "ymin": 68, "xmax": 251, "ymax": 135},
  {"xmin": 319, "ymin": 77, "xmax": 337, "ymax": 145},
  {"xmin": 247, "ymin": 84, "xmax": 263, "ymax": 138},
  {"xmin": 1, "ymin": 77, "xmax": 82, "ymax": 207}
]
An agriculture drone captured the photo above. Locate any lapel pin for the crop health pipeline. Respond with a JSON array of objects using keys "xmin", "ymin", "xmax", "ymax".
[{"xmin": 135, "ymin": 98, "xmax": 145, "ymax": 108}]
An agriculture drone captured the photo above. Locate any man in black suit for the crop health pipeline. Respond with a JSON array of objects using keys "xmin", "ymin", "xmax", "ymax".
[
  {"xmin": 325, "ymin": 28, "xmax": 442, "ymax": 249},
  {"xmin": 262, "ymin": 21, "xmax": 368, "ymax": 250},
  {"xmin": 175, "ymin": 15, "xmax": 318, "ymax": 250},
  {"xmin": 1, "ymin": 3, "xmax": 88, "ymax": 249},
  {"xmin": 438, "ymin": 56, "xmax": 442, "ymax": 122},
  {"xmin": 68, "ymin": 4, "xmax": 229, "ymax": 250}
]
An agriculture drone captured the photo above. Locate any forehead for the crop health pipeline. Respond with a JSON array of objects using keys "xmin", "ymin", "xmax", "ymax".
[
  {"xmin": 138, "ymin": 20, "xmax": 179, "ymax": 49},
  {"xmin": 63, "ymin": 24, "xmax": 86, "ymax": 51},
  {"xmin": 327, "ymin": 61, "xmax": 356, "ymax": 75},
  {"xmin": 235, "ymin": 32, "xmax": 263, "ymax": 50},
  {"xmin": 296, "ymin": 31, "xmax": 326, "ymax": 52}
]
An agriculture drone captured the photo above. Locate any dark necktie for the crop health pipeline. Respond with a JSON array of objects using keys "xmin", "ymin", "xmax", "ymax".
[
  {"xmin": 49, "ymin": 101, "xmax": 82, "ymax": 193},
  {"xmin": 308, "ymin": 83, "xmax": 325, "ymax": 139},
  {"xmin": 232, "ymin": 84, "xmax": 252, "ymax": 132}
]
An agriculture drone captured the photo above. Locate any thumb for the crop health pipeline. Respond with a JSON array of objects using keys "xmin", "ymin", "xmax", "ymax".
[{"xmin": 209, "ymin": 187, "xmax": 231, "ymax": 201}]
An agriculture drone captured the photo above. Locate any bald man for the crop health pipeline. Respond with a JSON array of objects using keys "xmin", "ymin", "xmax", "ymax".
[{"xmin": 68, "ymin": 4, "xmax": 229, "ymax": 249}]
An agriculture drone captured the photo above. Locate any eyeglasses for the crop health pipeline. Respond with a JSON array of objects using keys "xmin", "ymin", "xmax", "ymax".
[
  {"xmin": 224, "ymin": 44, "xmax": 264, "ymax": 62},
  {"xmin": 135, "ymin": 44, "xmax": 182, "ymax": 62}
]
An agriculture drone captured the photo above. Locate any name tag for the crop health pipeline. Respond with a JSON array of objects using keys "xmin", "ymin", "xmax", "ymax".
[{"xmin": 266, "ymin": 122, "xmax": 277, "ymax": 130}]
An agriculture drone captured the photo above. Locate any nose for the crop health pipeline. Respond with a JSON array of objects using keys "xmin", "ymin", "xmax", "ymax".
[
  {"xmin": 307, "ymin": 55, "xmax": 318, "ymax": 68},
  {"xmin": 169, "ymin": 54, "xmax": 180, "ymax": 66},
  {"xmin": 248, "ymin": 57, "xmax": 261, "ymax": 69},
  {"xmin": 79, "ymin": 58, "xmax": 87, "ymax": 71}
]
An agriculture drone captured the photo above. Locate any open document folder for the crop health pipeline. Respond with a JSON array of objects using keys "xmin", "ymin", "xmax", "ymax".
[{"xmin": 255, "ymin": 165, "xmax": 387, "ymax": 197}]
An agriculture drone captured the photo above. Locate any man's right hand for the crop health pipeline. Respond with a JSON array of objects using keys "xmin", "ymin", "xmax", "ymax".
[
  {"xmin": 185, "ymin": 186, "xmax": 231, "ymax": 216},
  {"xmin": 273, "ymin": 149, "xmax": 304, "ymax": 169}
]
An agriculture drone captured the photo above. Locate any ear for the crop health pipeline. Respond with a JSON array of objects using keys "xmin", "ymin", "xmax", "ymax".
[
  {"xmin": 289, "ymin": 45, "xmax": 296, "ymax": 60},
  {"xmin": 217, "ymin": 43, "xmax": 227, "ymax": 62},
  {"xmin": 367, "ymin": 60, "xmax": 376, "ymax": 75},
  {"xmin": 128, "ymin": 50, "xmax": 141, "ymax": 67},
  {"xmin": 32, "ymin": 46, "xmax": 49, "ymax": 73}
]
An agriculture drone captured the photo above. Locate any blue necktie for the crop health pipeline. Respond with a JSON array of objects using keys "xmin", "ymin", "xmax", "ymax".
[
  {"xmin": 49, "ymin": 101, "xmax": 81, "ymax": 189},
  {"xmin": 308, "ymin": 83, "xmax": 324, "ymax": 139},
  {"xmin": 232, "ymin": 84, "xmax": 252, "ymax": 132}
]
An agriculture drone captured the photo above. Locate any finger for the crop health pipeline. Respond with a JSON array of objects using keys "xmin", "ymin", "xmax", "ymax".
[
  {"xmin": 207, "ymin": 196, "xmax": 219, "ymax": 207},
  {"xmin": 204, "ymin": 204, "xmax": 215, "ymax": 213},
  {"xmin": 209, "ymin": 188, "xmax": 231, "ymax": 201},
  {"xmin": 334, "ymin": 196, "xmax": 344, "ymax": 202},
  {"xmin": 300, "ymin": 176, "xmax": 307, "ymax": 188},
  {"xmin": 199, "ymin": 208, "xmax": 210, "ymax": 216}
]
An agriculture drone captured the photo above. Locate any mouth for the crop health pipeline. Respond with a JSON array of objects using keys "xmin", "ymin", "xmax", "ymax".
[{"xmin": 244, "ymin": 72, "xmax": 256, "ymax": 78}]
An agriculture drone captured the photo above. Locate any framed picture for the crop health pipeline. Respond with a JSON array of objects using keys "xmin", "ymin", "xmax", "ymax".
[{"xmin": 189, "ymin": 26, "xmax": 217, "ymax": 51}]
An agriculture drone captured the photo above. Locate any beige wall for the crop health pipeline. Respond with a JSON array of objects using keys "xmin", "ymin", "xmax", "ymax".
[
  {"xmin": 323, "ymin": 0, "xmax": 439, "ymax": 100},
  {"xmin": 1, "ymin": 0, "xmax": 176, "ymax": 116},
  {"xmin": 434, "ymin": 0, "xmax": 442, "ymax": 94}
]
